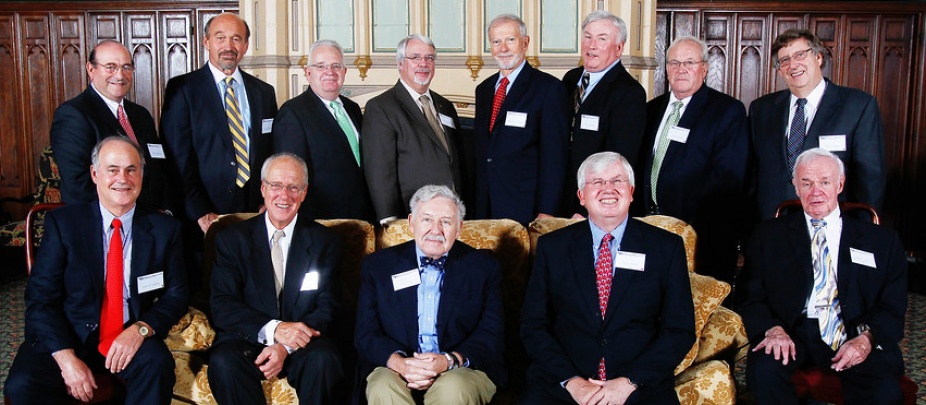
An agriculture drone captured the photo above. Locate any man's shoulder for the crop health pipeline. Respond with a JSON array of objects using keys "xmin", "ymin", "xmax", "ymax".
[
  {"xmin": 562, "ymin": 66, "xmax": 583, "ymax": 83},
  {"xmin": 165, "ymin": 65, "xmax": 209, "ymax": 88},
  {"xmin": 823, "ymin": 81, "xmax": 876, "ymax": 104},
  {"xmin": 279, "ymin": 90, "xmax": 319, "ymax": 112},
  {"xmin": 750, "ymin": 89, "xmax": 788, "ymax": 111}
]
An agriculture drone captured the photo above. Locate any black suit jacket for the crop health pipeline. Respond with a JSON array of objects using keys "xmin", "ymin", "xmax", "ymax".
[
  {"xmin": 50, "ymin": 86, "xmax": 170, "ymax": 211},
  {"xmin": 160, "ymin": 64, "xmax": 278, "ymax": 221},
  {"xmin": 354, "ymin": 240, "xmax": 506, "ymax": 386},
  {"xmin": 473, "ymin": 63, "xmax": 570, "ymax": 224},
  {"xmin": 362, "ymin": 81, "xmax": 466, "ymax": 221},
  {"xmin": 521, "ymin": 219, "xmax": 695, "ymax": 401},
  {"xmin": 24, "ymin": 202, "xmax": 188, "ymax": 353},
  {"xmin": 749, "ymin": 80, "xmax": 885, "ymax": 219},
  {"xmin": 210, "ymin": 214, "xmax": 342, "ymax": 346},
  {"xmin": 273, "ymin": 91, "xmax": 373, "ymax": 222}
]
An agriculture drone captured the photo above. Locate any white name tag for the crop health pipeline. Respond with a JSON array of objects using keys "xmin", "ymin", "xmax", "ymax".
[
  {"xmin": 580, "ymin": 114, "xmax": 600, "ymax": 131},
  {"xmin": 300, "ymin": 271, "xmax": 319, "ymax": 291},
  {"xmin": 439, "ymin": 113, "xmax": 456, "ymax": 129},
  {"xmin": 137, "ymin": 272, "xmax": 165, "ymax": 294},
  {"xmin": 391, "ymin": 269, "xmax": 421, "ymax": 291},
  {"xmin": 850, "ymin": 248, "xmax": 877, "ymax": 268},
  {"xmin": 505, "ymin": 111, "xmax": 527, "ymax": 128},
  {"xmin": 819, "ymin": 135, "xmax": 847, "ymax": 152},
  {"xmin": 261, "ymin": 118, "xmax": 274, "ymax": 134},
  {"xmin": 614, "ymin": 251, "xmax": 646, "ymax": 271},
  {"xmin": 667, "ymin": 127, "xmax": 690, "ymax": 143},
  {"xmin": 147, "ymin": 143, "xmax": 166, "ymax": 159}
]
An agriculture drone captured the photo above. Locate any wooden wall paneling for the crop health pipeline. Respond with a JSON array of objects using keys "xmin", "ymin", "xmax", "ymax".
[
  {"xmin": 703, "ymin": 12, "xmax": 733, "ymax": 95},
  {"xmin": 161, "ymin": 11, "xmax": 193, "ymax": 89},
  {"xmin": 809, "ymin": 15, "xmax": 843, "ymax": 85},
  {"xmin": 196, "ymin": 9, "xmax": 229, "ymax": 70},
  {"xmin": 52, "ymin": 13, "xmax": 85, "ymax": 107},
  {"xmin": 654, "ymin": 10, "xmax": 667, "ymax": 95},
  {"xmin": 769, "ymin": 14, "xmax": 804, "ymax": 94},
  {"xmin": 841, "ymin": 16, "xmax": 875, "ymax": 92},
  {"xmin": 20, "ymin": 12, "xmax": 54, "ymax": 193},
  {"xmin": 0, "ymin": 13, "xmax": 27, "ymax": 210},
  {"xmin": 124, "ymin": 12, "xmax": 158, "ymax": 118},
  {"xmin": 736, "ymin": 14, "xmax": 768, "ymax": 109}
]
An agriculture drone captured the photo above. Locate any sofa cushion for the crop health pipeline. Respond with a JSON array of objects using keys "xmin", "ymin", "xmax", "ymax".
[
  {"xmin": 695, "ymin": 306, "xmax": 748, "ymax": 364},
  {"xmin": 636, "ymin": 215, "xmax": 697, "ymax": 273},
  {"xmin": 674, "ymin": 359, "xmax": 735, "ymax": 405},
  {"xmin": 675, "ymin": 273, "xmax": 731, "ymax": 375},
  {"xmin": 166, "ymin": 307, "xmax": 214, "ymax": 352}
]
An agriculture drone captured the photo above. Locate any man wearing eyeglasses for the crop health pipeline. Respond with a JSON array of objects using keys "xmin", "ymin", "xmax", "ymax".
[
  {"xmin": 51, "ymin": 40, "xmax": 170, "ymax": 212},
  {"xmin": 273, "ymin": 40, "xmax": 373, "ymax": 222},
  {"xmin": 633, "ymin": 35, "xmax": 749, "ymax": 284},
  {"xmin": 750, "ymin": 28, "xmax": 885, "ymax": 220},
  {"xmin": 362, "ymin": 34, "xmax": 467, "ymax": 226},
  {"xmin": 208, "ymin": 153, "xmax": 344, "ymax": 404}
]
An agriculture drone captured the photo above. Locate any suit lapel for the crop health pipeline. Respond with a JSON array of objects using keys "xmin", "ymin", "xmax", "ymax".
[
  {"xmin": 393, "ymin": 81, "xmax": 449, "ymax": 157},
  {"xmin": 581, "ymin": 61, "xmax": 625, "ymax": 109},
  {"xmin": 250, "ymin": 215, "xmax": 281, "ymax": 316},
  {"xmin": 568, "ymin": 222, "xmax": 600, "ymax": 319},
  {"xmin": 84, "ymin": 205, "xmax": 106, "ymax": 303},
  {"xmin": 311, "ymin": 94, "xmax": 358, "ymax": 161},
  {"xmin": 603, "ymin": 220, "xmax": 642, "ymax": 325},
  {"xmin": 664, "ymin": 86, "xmax": 709, "ymax": 165},
  {"xmin": 772, "ymin": 91, "xmax": 792, "ymax": 165},
  {"xmin": 83, "ymin": 87, "xmax": 125, "ymax": 139},
  {"xmin": 786, "ymin": 214, "xmax": 815, "ymax": 302},
  {"xmin": 835, "ymin": 218, "xmax": 861, "ymax": 300},
  {"xmin": 129, "ymin": 211, "xmax": 153, "ymax": 319},
  {"xmin": 280, "ymin": 218, "xmax": 315, "ymax": 317},
  {"xmin": 805, "ymin": 80, "xmax": 841, "ymax": 150},
  {"xmin": 396, "ymin": 242, "xmax": 422, "ymax": 346},
  {"xmin": 436, "ymin": 244, "xmax": 464, "ymax": 340}
]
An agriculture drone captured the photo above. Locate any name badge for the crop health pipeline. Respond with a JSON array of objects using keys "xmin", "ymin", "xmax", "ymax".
[
  {"xmin": 850, "ymin": 248, "xmax": 877, "ymax": 268},
  {"xmin": 614, "ymin": 251, "xmax": 646, "ymax": 271},
  {"xmin": 667, "ymin": 127, "xmax": 690, "ymax": 143},
  {"xmin": 819, "ymin": 135, "xmax": 846, "ymax": 152},
  {"xmin": 300, "ymin": 271, "xmax": 319, "ymax": 291},
  {"xmin": 137, "ymin": 272, "xmax": 165, "ymax": 294},
  {"xmin": 261, "ymin": 118, "xmax": 274, "ymax": 134},
  {"xmin": 392, "ymin": 269, "xmax": 421, "ymax": 291},
  {"xmin": 505, "ymin": 111, "xmax": 527, "ymax": 128},
  {"xmin": 580, "ymin": 114, "xmax": 600, "ymax": 131},
  {"xmin": 438, "ymin": 113, "xmax": 456, "ymax": 129},
  {"xmin": 147, "ymin": 143, "xmax": 166, "ymax": 159}
]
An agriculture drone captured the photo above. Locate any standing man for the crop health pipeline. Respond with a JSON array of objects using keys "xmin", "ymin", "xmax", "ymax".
[
  {"xmin": 562, "ymin": 11, "xmax": 647, "ymax": 216},
  {"xmin": 4, "ymin": 137, "xmax": 188, "ymax": 405},
  {"xmin": 51, "ymin": 40, "xmax": 170, "ymax": 212},
  {"xmin": 521, "ymin": 151, "xmax": 694, "ymax": 404},
  {"xmin": 750, "ymin": 28, "xmax": 885, "ymax": 220},
  {"xmin": 634, "ymin": 35, "xmax": 749, "ymax": 283},
  {"xmin": 208, "ymin": 153, "xmax": 344, "ymax": 404},
  {"xmin": 362, "ymin": 35, "xmax": 467, "ymax": 225},
  {"xmin": 273, "ymin": 39, "xmax": 372, "ymax": 222},
  {"xmin": 473, "ymin": 14, "xmax": 569, "ymax": 225},
  {"xmin": 736, "ymin": 148, "xmax": 906, "ymax": 404},
  {"xmin": 355, "ymin": 185, "xmax": 505, "ymax": 404}
]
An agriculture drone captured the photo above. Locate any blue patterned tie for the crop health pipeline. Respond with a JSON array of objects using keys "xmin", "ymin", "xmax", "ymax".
[
  {"xmin": 419, "ymin": 256, "xmax": 447, "ymax": 271},
  {"xmin": 811, "ymin": 219, "xmax": 845, "ymax": 350},
  {"xmin": 787, "ymin": 98, "xmax": 808, "ymax": 172}
]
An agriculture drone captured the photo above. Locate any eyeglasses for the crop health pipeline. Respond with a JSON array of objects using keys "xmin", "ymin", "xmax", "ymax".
[
  {"xmin": 309, "ymin": 63, "xmax": 345, "ymax": 71},
  {"xmin": 405, "ymin": 54, "xmax": 437, "ymax": 63},
  {"xmin": 263, "ymin": 181, "xmax": 306, "ymax": 194},
  {"xmin": 585, "ymin": 177, "xmax": 630, "ymax": 189},
  {"xmin": 666, "ymin": 59, "xmax": 704, "ymax": 70},
  {"xmin": 93, "ymin": 62, "xmax": 135, "ymax": 75},
  {"xmin": 775, "ymin": 48, "xmax": 814, "ymax": 69}
]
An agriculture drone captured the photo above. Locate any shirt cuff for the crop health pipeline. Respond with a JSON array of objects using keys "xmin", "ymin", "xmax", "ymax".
[
  {"xmin": 560, "ymin": 376, "xmax": 580, "ymax": 389},
  {"xmin": 258, "ymin": 319, "xmax": 282, "ymax": 346}
]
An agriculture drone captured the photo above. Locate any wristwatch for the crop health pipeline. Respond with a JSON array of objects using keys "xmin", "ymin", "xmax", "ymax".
[{"xmin": 136, "ymin": 322, "xmax": 152, "ymax": 338}]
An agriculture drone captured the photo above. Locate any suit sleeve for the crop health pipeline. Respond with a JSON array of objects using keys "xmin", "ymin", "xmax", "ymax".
[
  {"xmin": 210, "ymin": 231, "xmax": 276, "ymax": 344},
  {"xmin": 735, "ymin": 228, "xmax": 783, "ymax": 343},
  {"xmin": 536, "ymin": 82, "xmax": 571, "ymax": 216},
  {"xmin": 847, "ymin": 95, "xmax": 886, "ymax": 212},
  {"xmin": 272, "ymin": 101, "xmax": 311, "ymax": 159},
  {"xmin": 361, "ymin": 99, "xmax": 404, "ymax": 221},
  {"xmin": 354, "ymin": 257, "xmax": 411, "ymax": 366},
  {"xmin": 448, "ymin": 255, "xmax": 505, "ymax": 375},
  {"xmin": 296, "ymin": 232, "xmax": 342, "ymax": 332},
  {"xmin": 23, "ymin": 212, "xmax": 79, "ymax": 353},
  {"xmin": 50, "ymin": 104, "xmax": 98, "ymax": 204},
  {"xmin": 160, "ymin": 79, "xmax": 215, "ymax": 221},
  {"xmin": 137, "ymin": 218, "xmax": 189, "ymax": 336},
  {"xmin": 861, "ymin": 229, "xmax": 907, "ymax": 348}
]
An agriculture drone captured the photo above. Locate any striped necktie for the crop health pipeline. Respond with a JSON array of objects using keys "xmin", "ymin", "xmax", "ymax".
[
  {"xmin": 225, "ymin": 77, "xmax": 250, "ymax": 187},
  {"xmin": 787, "ymin": 98, "xmax": 808, "ymax": 172},
  {"xmin": 811, "ymin": 219, "xmax": 846, "ymax": 350}
]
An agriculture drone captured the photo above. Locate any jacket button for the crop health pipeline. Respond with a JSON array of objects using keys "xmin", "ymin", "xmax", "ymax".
[
  {"xmin": 230, "ymin": 161, "xmax": 236, "ymax": 166},
  {"xmin": 487, "ymin": 158, "xmax": 493, "ymax": 163},
  {"xmin": 600, "ymin": 339, "xmax": 608, "ymax": 346}
]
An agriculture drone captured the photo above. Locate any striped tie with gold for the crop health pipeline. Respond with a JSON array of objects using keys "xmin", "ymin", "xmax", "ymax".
[{"xmin": 225, "ymin": 77, "xmax": 250, "ymax": 187}]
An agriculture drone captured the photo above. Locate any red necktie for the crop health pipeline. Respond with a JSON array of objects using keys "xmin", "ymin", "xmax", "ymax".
[
  {"xmin": 117, "ymin": 105, "xmax": 139, "ymax": 144},
  {"xmin": 595, "ymin": 233, "xmax": 614, "ymax": 380},
  {"xmin": 99, "ymin": 218, "xmax": 124, "ymax": 356},
  {"xmin": 488, "ymin": 76, "xmax": 509, "ymax": 133}
]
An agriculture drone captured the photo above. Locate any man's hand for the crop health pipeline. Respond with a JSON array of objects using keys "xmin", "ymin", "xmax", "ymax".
[
  {"xmin": 255, "ymin": 344, "xmax": 289, "ymax": 379},
  {"xmin": 587, "ymin": 377, "xmax": 637, "ymax": 405},
  {"xmin": 52, "ymin": 349, "xmax": 98, "ymax": 403},
  {"xmin": 564, "ymin": 377, "xmax": 601, "ymax": 405},
  {"xmin": 104, "ymin": 324, "xmax": 145, "ymax": 373},
  {"xmin": 386, "ymin": 352, "xmax": 443, "ymax": 391},
  {"xmin": 832, "ymin": 332, "xmax": 873, "ymax": 372},
  {"xmin": 753, "ymin": 325, "xmax": 797, "ymax": 365},
  {"xmin": 536, "ymin": 213, "xmax": 555, "ymax": 220},
  {"xmin": 570, "ymin": 213, "xmax": 586, "ymax": 220},
  {"xmin": 273, "ymin": 322, "xmax": 320, "ymax": 349},
  {"xmin": 198, "ymin": 212, "xmax": 219, "ymax": 233}
]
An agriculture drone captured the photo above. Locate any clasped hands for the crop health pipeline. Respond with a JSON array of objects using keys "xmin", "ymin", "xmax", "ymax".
[
  {"xmin": 754, "ymin": 325, "xmax": 873, "ymax": 371},
  {"xmin": 565, "ymin": 376, "xmax": 637, "ymax": 405},
  {"xmin": 255, "ymin": 322, "xmax": 320, "ymax": 379},
  {"xmin": 387, "ymin": 352, "xmax": 453, "ymax": 390}
]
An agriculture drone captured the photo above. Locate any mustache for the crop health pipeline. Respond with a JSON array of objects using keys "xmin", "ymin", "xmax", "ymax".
[{"xmin": 219, "ymin": 50, "xmax": 239, "ymax": 59}]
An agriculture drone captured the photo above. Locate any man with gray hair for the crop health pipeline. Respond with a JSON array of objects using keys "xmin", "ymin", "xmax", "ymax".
[
  {"xmin": 355, "ymin": 184, "xmax": 505, "ymax": 404},
  {"xmin": 273, "ymin": 39, "xmax": 373, "ymax": 222},
  {"xmin": 362, "ymin": 35, "xmax": 468, "ymax": 225}
]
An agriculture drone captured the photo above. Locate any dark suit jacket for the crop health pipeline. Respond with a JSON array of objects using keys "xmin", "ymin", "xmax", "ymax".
[
  {"xmin": 361, "ymin": 81, "xmax": 466, "ymax": 221},
  {"xmin": 160, "ymin": 64, "xmax": 278, "ymax": 222},
  {"xmin": 50, "ymin": 86, "xmax": 170, "ymax": 211},
  {"xmin": 273, "ymin": 91, "xmax": 373, "ymax": 222},
  {"xmin": 24, "ymin": 202, "xmax": 188, "ymax": 353},
  {"xmin": 473, "ymin": 63, "xmax": 570, "ymax": 224},
  {"xmin": 749, "ymin": 80, "xmax": 885, "ymax": 219},
  {"xmin": 736, "ymin": 213, "xmax": 906, "ymax": 363},
  {"xmin": 562, "ymin": 62, "xmax": 647, "ymax": 215},
  {"xmin": 354, "ymin": 240, "xmax": 506, "ymax": 387},
  {"xmin": 210, "ymin": 214, "xmax": 342, "ymax": 346},
  {"xmin": 521, "ymin": 219, "xmax": 694, "ymax": 401}
]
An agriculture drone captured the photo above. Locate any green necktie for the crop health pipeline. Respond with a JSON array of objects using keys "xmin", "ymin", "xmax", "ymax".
[
  {"xmin": 330, "ymin": 100, "xmax": 360, "ymax": 166},
  {"xmin": 650, "ymin": 101, "xmax": 684, "ymax": 205}
]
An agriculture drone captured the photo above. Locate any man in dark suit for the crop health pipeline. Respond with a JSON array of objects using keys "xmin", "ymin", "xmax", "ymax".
[
  {"xmin": 473, "ymin": 14, "xmax": 569, "ymax": 225},
  {"xmin": 562, "ymin": 11, "xmax": 647, "ymax": 217},
  {"xmin": 51, "ymin": 40, "xmax": 170, "ymax": 212},
  {"xmin": 208, "ymin": 153, "xmax": 344, "ymax": 404},
  {"xmin": 736, "ymin": 148, "xmax": 906, "ymax": 404},
  {"xmin": 521, "ymin": 151, "xmax": 695, "ymax": 404},
  {"xmin": 362, "ymin": 35, "xmax": 467, "ymax": 225},
  {"xmin": 273, "ymin": 39, "xmax": 372, "ymax": 222},
  {"xmin": 634, "ymin": 35, "xmax": 749, "ymax": 284},
  {"xmin": 4, "ymin": 137, "xmax": 188, "ymax": 405},
  {"xmin": 355, "ymin": 185, "xmax": 504, "ymax": 404},
  {"xmin": 750, "ymin": 28, "xmax": 885, "ymax": 220}
]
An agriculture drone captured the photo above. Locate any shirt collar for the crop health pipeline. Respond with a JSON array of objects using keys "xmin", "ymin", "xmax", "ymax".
[
  {"xmin": 415, "ymin": 245, "xmax": 449, "ymax": 268},
  {"xmin": 264, "ymin": 213, "xmax": 299, "ymax": 242},
  {"xmin": 89, "ymin": 83, "xmax": 123, "ymax": 116},
  {"xmin": 399, "ymin": 78, "xmax": 432, "ymax": 102},
  {"xmin": 791, "ymin": 78, "xmax": 826, "ymax": 110},
  {"xmin": 585, "ymin": 58, "xmax": 621, "ymax": 83},
  {"xmin": 588, "ymin": 216, "xmax": 629, "ymax": 249},
  {"xmin": 497, "ymin": 59, "xmax": 527, "ymax": 87},
  {"xmin": 803, "ymin": 206, "xmax": 842, "ymax": 232},
  {"xmin": 208, "ymin": 62, "xmax": 244, "ymax": 88},
  {"xmin": 99, "ymin": 202, "xmax": 136, "ymax": 233}
]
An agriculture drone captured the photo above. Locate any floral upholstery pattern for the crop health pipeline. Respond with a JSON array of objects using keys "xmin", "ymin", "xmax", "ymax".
[
  {"xmin": 675, "ymin": 359, "xmax": 736, "ymax": 405},
  {"xmin": 675, "ymin": 273, "xmax": 731, "ymax": 375},
  {"xmin": 165, "ymin": 307, "xmax": 214, "ymax": 352},
  {"xmin": 636, "ymin": 215, "xmax": 697, "ymax": 272},
  {"xmin": 1, "ymin": 146, "xmax": 60, "ymax": 248},
  {"xmin": 695, "ymin": 306, "xmax": 749, "ymax": 365}
]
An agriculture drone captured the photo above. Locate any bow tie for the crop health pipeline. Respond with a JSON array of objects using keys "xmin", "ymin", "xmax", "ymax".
[{"xmin": 420, "ymin": 256, "xmax": 447, "ymax": 270}]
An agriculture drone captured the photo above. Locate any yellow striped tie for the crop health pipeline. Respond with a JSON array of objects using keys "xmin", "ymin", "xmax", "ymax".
[{"xmin": 225, "ymin": 77, "xmax": 250, "ymax": 187}]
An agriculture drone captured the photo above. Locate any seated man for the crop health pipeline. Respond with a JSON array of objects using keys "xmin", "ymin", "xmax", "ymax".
[
  {"xmin": 4, "ymin": 136, "xmax": 188, "ymax": 405},
  {"xmin": 208, "ymin": 153, "xmax": 344, "ymax": 404},
  {"xmin": 520, "ymin": 151, "xmax": 695, "ymax": 404},
  {"xmin": 355, "ymin": 184, "xmax": 505, "ymax": 404},
  {"xmin": 736, "ymin": 148, "xmax": 907, "ymax": 404}
]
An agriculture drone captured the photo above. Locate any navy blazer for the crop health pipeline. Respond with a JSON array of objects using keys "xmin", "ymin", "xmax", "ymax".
[
  {"xmin": 273, "ymin": 91, "xmax": 373, "ymax": 222},
  {"xmin": 51, "ymin": 86, "xmax": 170, "ymax": 211},
  {"xmin": 749, "ymin": 80, "xmax": 885, "ymax": 219},
  {"xmin": 210, "ymin": 214, "xmax": 342, "ymax": 346},
  {"xmin": 473, "ymin": 63, "xmax": 570, "ymax": 224},
  {"xmin": 160, "ymin": 64, "xmax": 278, "ymax": 221},
  {"xmin": 521, "ymin": 219, "xmax": 694, "ymax": 401},
  {"xmin": 354, "ymin": 240, "xmax": 506, "ymax": 387},
  {"xmin": 24, "ymin": 202, "xmax": 188, "ymax": 353}
]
